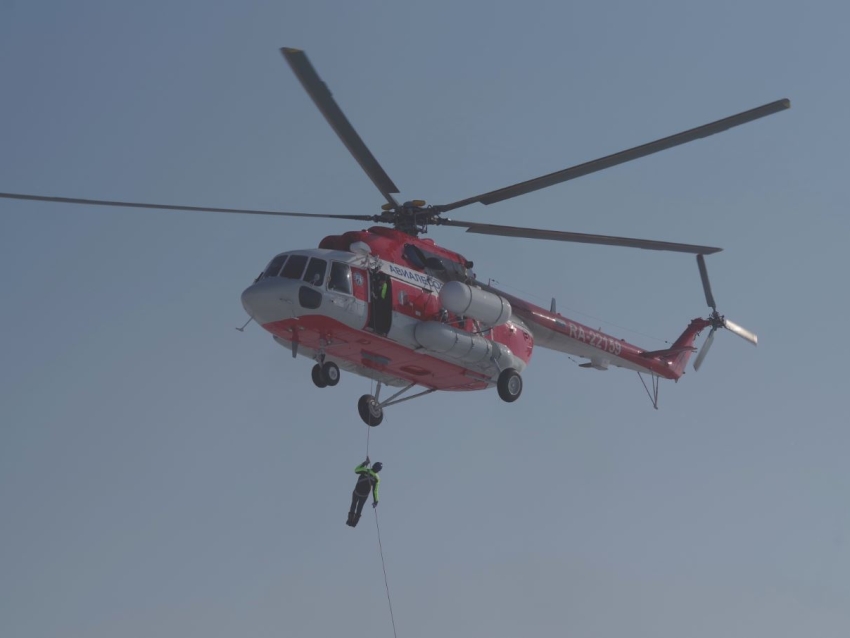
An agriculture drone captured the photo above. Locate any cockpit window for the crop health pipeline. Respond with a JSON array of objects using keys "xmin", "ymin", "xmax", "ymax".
[
  {"xmin": 263, "ymin": 254, "xmax": 288, "ymax": 278},
  {"xmin": 328, "ymin": 262, "xmax": 352, "ymax": 295},
  {"xmin": 281, "ymin": 254, "xmax": 308, "ymax": 279},
  {"xmin": 303, "ymin": 258, "xmax": 328, "ymax": 287}
]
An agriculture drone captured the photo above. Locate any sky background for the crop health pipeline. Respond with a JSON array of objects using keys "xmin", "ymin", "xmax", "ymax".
[{"xmin": 1, "ymin": 1, "xmax": 849, "ymax": 636}]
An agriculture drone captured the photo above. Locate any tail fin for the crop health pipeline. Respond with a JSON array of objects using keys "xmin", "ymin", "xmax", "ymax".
[{"xmin": 641, "ymin": 318, "xmax": 711, "ymax": 378}]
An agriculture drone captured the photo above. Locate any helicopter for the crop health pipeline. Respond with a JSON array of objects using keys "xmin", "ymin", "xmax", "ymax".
[{"xmin": 0, "ymin": 48, "xmax": 789, "ymax": 425}]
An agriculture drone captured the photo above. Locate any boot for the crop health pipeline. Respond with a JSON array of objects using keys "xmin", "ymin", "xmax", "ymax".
[
  {"xmin": 352, "ymin": 513, "xmax": 361, "ymax": 528},
  {"xmin": 346, "ymin": 512, "xmax": 354, "ymax": 526}
]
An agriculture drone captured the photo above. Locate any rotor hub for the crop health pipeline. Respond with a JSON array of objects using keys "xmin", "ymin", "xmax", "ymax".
[
  {"xmin": 708, "ymin": 310, "xmax": 725, "ymax": 330},
  {"xmin": 377, "ymin": 200, "xmax": 440, "ymax": 236}
]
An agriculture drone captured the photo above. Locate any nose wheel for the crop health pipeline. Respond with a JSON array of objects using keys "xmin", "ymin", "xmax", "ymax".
[{"xmin": 311, "ymin": 361, "xmax": 340, "ymax": 388}]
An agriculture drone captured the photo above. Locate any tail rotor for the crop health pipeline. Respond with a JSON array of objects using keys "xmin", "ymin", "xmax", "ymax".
[
  {"xmin": 692, "ymin": 327, "xmax": 716, "ymax": 371},
  {"xmin": 693, "ymin": 255, "xmax": 758, "ymax": 371}
]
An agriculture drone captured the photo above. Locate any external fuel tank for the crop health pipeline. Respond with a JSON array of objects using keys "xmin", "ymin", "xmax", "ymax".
[
  {"xmin": 413, "ymin": 321, "xmax": 523, "ymax": 370},
  {"xmin": 438, "ymin": 281, "xmax": 512, "ymax": 326}
]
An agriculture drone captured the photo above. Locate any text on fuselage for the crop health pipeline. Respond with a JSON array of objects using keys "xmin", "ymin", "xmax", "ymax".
[
  {"xmin": 564, "ymin": 321, "xmax": 622, "ymax": 356},
  {"xmin": 387, "ymin": 263, "xmax": 442, "ymax": 291}
]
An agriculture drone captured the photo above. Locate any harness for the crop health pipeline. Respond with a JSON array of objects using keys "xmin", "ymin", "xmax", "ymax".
[{"xmin": 354, "ymin": 472, "xmax": 377, "ymax": 496}]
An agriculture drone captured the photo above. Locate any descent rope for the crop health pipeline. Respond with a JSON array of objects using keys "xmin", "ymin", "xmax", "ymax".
[
  {"xmin": 365, "ymin": 380, "xmax": 395, "ymax": 636},
  {"xmin": 374, "ymin": 509, "xmax": 398, "ymax": 638}
]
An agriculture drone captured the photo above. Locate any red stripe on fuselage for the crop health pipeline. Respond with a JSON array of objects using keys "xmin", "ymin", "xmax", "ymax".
[{"xmin": 262, "ymin": 315, "xmax": 490, "ymax": 391}]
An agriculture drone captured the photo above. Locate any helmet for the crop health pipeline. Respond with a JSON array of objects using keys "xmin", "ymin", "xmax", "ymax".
[{"xmin": 372, "ymin": 462, "xmax": 383, "ymax": 473}]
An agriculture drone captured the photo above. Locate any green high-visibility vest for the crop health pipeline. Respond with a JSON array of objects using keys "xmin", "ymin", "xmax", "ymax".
[{"xmin": 354, "ymin": 461, "xmax": 380, "ymax": 501}]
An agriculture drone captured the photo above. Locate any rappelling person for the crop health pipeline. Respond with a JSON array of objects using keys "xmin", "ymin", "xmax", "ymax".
[{"xmin": 346, "ymin": 456, "xmax": 381, "ymax": 527}]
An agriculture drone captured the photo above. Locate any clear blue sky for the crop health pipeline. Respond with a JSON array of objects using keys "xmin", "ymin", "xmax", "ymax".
[{"xmin": 2, "ymin": 1, "xmax": 848, "ymax": 636}]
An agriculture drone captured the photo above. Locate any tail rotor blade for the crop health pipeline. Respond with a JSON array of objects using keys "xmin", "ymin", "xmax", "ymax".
[
  {"xmin": 696, "ymin": 254, "xmax": 716, "ymax": 310},
  {"xmin": 693, "ymin": 255, "xmax": 757, "ymax": 365},
  {"xmin": 724, "ymin": 318, "xmax": 758, "ymax": 346},
  {"xmin": 693, "ymin": 329, "xmax": 716, "ymax": 371}
]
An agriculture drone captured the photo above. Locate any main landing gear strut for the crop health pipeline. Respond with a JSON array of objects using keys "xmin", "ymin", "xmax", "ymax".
[
  {"xmin": 356, "ymin": 366, "xmax": 524, "ymax": 427},
  {"xmin": 357, "ymin": 382, "xmax": 438, "ymax": 427}
]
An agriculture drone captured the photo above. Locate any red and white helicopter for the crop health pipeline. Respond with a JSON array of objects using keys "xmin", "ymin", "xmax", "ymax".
[{"xmin": 0, "ymin": 48, "xmax": 789, "ymax": 425}]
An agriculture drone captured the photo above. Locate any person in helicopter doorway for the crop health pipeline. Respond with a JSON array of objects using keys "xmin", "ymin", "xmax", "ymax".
[
  {"xmin": 369, "ymin": 271, "xmax": 392, "ymax": 336},
  {"xmin": 346, "ymin": 457, "xmax": 381, "ymax": 527}
]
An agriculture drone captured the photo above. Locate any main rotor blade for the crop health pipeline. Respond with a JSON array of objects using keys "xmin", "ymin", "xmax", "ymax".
[
  {"xmin": 0, "ymin": 192, "xmax": 377, "ymax": 221},
  {"xmin": 436, "ymin": 99, "xmax": 790, "ymax": 213},
  {"xmin": 440, "ymin": 219, "xmax": 722, "ymax": 254},
  {"xmin": 693, "ymin": 329, "xmax": 716, "ymax": 371},
  {"xmin": 281, "ymin": 48, "xmax": 399, "ymax": 208},
  {"xmin": 696, "ymin": 254, "xmax": 717, "ymax": 310},
  {"xmin": 724, "ymin": 318, "xmax": 758, "ymax": 346}
]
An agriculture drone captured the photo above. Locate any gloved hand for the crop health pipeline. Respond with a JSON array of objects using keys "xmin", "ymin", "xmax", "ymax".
[
  {"xmin": 365, "ymin": 456, "xmax": 370, "ymax": 464},
  {"xmin": 372, "ymin": 501, "xmax": 379, "ymax": 509}
]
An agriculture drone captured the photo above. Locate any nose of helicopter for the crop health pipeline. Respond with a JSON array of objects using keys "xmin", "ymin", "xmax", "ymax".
[{"xmin": 241, "ymin": 278, "xmax": 300, "ymax": 325}]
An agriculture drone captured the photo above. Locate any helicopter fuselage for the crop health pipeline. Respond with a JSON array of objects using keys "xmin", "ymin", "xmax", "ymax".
[
  {"xmin": 240, "ymin": 227, "xmax": 705, "ymax": 395},
  {"xmin": 241, "ymin": 228, "xmax": 532, "ymax": 391}
]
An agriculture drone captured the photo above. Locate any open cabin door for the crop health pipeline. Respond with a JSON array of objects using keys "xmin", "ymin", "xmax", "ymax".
[{"xmin": 368, "ymin": 270, "xmax": 393, "ymax": 336}]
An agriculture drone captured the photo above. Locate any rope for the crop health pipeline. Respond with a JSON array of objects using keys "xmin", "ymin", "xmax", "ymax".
[
  {"xmin": 365, "ymin": 378, "xmax": 374, "ymax": 456},
  {"xmin": 365, "ymin": 378, "xmax": 395, "ymax": 636},
  {"xmin": 365, "ymin": 424, "xmax": 371, "ymax": 457},
  {"xmin": 374, "ymin": 509, "xmax": 398, "ymax": 638}
]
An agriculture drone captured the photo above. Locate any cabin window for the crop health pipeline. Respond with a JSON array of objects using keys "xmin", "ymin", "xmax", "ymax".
[
  {"xmin": 281, "ymin": 254, "xmax": 308, "ymax": 279},
  {"xmin": 328, "ymin": 262, "xmax": 352, "ymax": 295},
  {"xmin": 403, "ymin": 244, "xmax": 426, "ymax": 268},
  {"xmin": 403, "ymin": 243, "xmax": 471, "ymax": 282},
  {"xmin": 263, "ymin": 254, "xmax": 288, "ymax": 278},
  {"xmin": 299, "ymin": 285, "xmax": 323, "ymax": 309},
  {"xmin": 303, "ymin": 258, "xmax": 328, "ymax": 287}
]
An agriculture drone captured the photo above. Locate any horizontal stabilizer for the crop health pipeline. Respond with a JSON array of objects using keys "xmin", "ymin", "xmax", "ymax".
[
  {"xmin": 640, "ymin": 345, "xmax": 697, "ymax": 359},
  {"xmin": 579, "ymin": 360, "xmax": 609, "ymax": 370}
]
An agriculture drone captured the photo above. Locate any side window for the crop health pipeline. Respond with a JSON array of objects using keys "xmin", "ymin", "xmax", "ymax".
[
  {"xmin": 281, "ymin": 254, "xmax": 308, "ymax": 279},
  {"xmin": 263, "ymin": 254, "xmax": 288, "ymax": 278},
  {"xmin": 303, "ymin": 258, "xmax": 328, "ymax": 287},
  {"xmin": 403, "ymin": 244, "xmax": 426, "ymax": 268},
  {"xmin": 328, "ymin": 262, "xmax": 352, "ymax": 295}
]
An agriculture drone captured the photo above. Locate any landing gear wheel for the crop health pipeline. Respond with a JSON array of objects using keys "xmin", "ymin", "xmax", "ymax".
[
  {"xmin": 321, "ymin": 361, "xmax": 340, "ymax": 386},
  {"xmin": 497, "ymin": 368, "xmax": 523, "ymax": 403},
  {"xmin": 311, "ymin": 364, "xmax": 328, "ymax": 388},
  {"xmin": 358, "ymin": 394, "xmax": 384, "ymax": 427}
]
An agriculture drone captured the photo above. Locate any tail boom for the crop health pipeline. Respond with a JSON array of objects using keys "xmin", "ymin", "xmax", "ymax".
[{"xmin": 492, "ymin": 283, "xmax": 713, "ymax": 380}]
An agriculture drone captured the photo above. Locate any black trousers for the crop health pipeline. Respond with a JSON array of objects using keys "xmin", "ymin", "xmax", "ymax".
[{"xmin": 350, "ymin": 490, "xmax": 369, "ymax": 516}]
